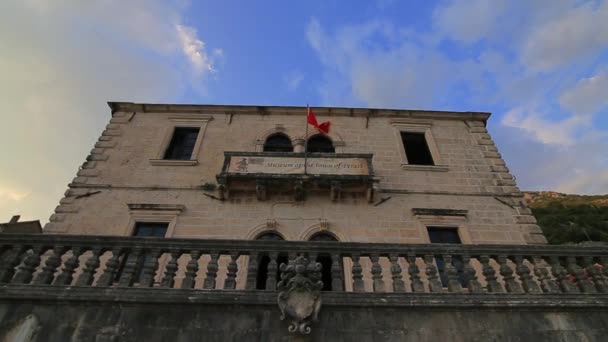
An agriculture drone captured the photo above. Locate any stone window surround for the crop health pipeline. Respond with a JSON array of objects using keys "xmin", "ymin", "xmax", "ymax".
[
  {"xmin": 123, "ymin": 204, "xmax": 185, "ymax": 237},
  {"xmin": 149, "ymin": 115, "xmax": 213, "ymax": 166},
  {"xmin": 391, "ymin": 120, "xmax": 447, "ymax": 172},
  {"xmin": 413, "ymin": 209, "xmax": 472, "ymax": 244}
]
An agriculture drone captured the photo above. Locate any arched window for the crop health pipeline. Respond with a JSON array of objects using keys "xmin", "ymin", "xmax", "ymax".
[
  {"xmin": 255, "ymin": 232, "xmax": 288, "ymax": 289},
  {"xmin": 309, "ymin": 232, "xmax": 340, "ymax": 291},
  {"xmin": 306, "ymin": 134, "xmax": 334, "ymax": 153},
  {"xmin": 263, "ymin": 133, "xmax": 293, "ymax": 152}
]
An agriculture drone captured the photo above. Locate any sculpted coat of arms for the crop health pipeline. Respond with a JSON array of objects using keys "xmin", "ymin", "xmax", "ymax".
[{"xmin": 277, "ymin": 255, "xmax": 323, "ymax": 334}]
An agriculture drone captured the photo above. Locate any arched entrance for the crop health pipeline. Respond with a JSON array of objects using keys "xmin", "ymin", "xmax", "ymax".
[
  {"xmin": 309, "ymin": 232, "xmax": 341, "ymax": 291},
  {"xmin": 254, "ymin": 232, "xmax": 289, "ymax": 290}
]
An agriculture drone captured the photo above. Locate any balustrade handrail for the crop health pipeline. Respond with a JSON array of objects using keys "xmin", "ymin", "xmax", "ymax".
[
  {"xmin": 1, "ymin": 233, "xmax": 607, "ymax": 296},
  {"xmin": 0, "ymin": 233, "xmax": 606, "ymax": 256}
]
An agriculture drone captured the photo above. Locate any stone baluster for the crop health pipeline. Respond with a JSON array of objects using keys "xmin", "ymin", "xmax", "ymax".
[
  {"xmin": 204, "ymin": 251, "xmax": 220, "ymax": 290},
  {"xmin": 479, "ymin": 255, "xmax": 504, "ymax": 293},
  {"xmin": 461, "ymin": 254, "xmax": 482, "ymax": 293},
  {"xmin": 246, "ymin": 252, "xmax": 259, "ymax": 290},
  {"xmin": 351, "ymin": 253, "xmax": 365, "ymax": 292},
  {"xmin": 161, "ymin": 249, "xmax": 181, "ymax": 288},
  {"xmin": 331, "ymin": 253, "xmax": 344, "ymax": 292},
  {"xmin": 443, "ymin": 254, "xmax": 463, "ymax": 293},
  {"xmin": 224, "ymin": 252, "xmax": 239, "ymax": 290},
  {"xmin": 370, "ymin": 254, "xmax": 385, "ymax": 292},
  {"xmin": 138, "ymin": 248, "xmax": 162, "ymax": 288},
  {"xmin": 75, "ymin": 247, "xmax": 102, "ymax": 286},
  {"xmin": 13, "ymin": 245, "xmax": 44, "ymax": 284},
  {"xmin": 264, "ymin": 252, "xmax": 278, "ymax": 290},
  {"xmin": 53, "ymin": 246, "xmax": 84, "ymax": 286},
  {"xmin": 389, "ymin": 254, "xmax": 405, "ymax": 293},
  {"xmin": 118, "ymin": 248, "xmax": 143, "ymax": 287},
  {"xmin": 97, "ymin": 247, "xmax": 122, "ymax": 287},
  {"xmin": 0, "ymin": 245, "xmax": 26, "ymax": 283},
  {"xmin": 566, "ymin": 256, "xmax": 596, "ymax": 293},
  {"xmin": 181, "ymin": 250, "xmax": 201, "ymax": 289},
  {"xmin": 532, "ymin": 255, "xmax": 559, "ymax": 293},
  {"xmin": 424, "ymin": 254, "xmax": 444, "ymax": 293},
  {"xmin": 584, "ymin": 256, "xmax": 607, "ymax": 293},
  {"xmin": 497, "ymin": 255, "xmax": 523, "ymax": 293},
  {"xmin": 549, "ymin": 256, "xmax": 578, "ymax": 294},
  {"xmin": 513, "ymin": 256, "xmax": 542, "ymax": 294},
  {"xmin": 34, "ymin": 245, "xmax": 65, "ymax": 285},
  {"xmin": 407, "ymin": 253, "xmax": 424, "ymax": 293}
]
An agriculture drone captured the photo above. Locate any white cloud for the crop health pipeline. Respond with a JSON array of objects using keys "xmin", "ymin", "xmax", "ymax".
[
  {"xmin": 432, "ymin": 0, "xmax": 509, "ymax": 44},
  {"xmin": 284, "ymin": 71, "xmax": 304, "ymax": 91},
  {"xmin": 176, "ymin": 24, "xmax": 219, "ymax": 77},
  {"xmin": 521, "ymin": 1, "xmax": 608, "ymax": 71},
  {"xmin": 306, "ymin": 19, "xmax": 481, "ymax": 109},
  {"xmin": 501, "ymin": 106, "xmax": 591, "ymax": 145},
  {"xmin": 559, "ymin": 68, "xmax": 608, "ymax": 115},
  {"xmin": 0, "ymin": 1, "xmax": 221, "ymax": 223}
]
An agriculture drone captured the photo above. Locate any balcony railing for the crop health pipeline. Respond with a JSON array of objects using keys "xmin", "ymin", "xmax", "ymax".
[{"xmin": 1, "ymin": 234, "xmax": 607, "ymax": 300}]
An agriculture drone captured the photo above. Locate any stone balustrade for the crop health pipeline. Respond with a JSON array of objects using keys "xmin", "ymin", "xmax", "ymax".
[{"xmin": 0, "ymin": 234, "xmax": 607, "ymax": 297}]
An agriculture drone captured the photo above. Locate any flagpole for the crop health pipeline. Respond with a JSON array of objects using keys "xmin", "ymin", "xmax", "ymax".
[{"xmin": 304, "ymin": 104, "xmax": 309, "ymax": 175}]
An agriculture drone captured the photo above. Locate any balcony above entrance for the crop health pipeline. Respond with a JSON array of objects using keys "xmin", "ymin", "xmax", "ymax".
[{"xmin": 216, "ymin": 152, "xmax": 377, "ymax": 202}]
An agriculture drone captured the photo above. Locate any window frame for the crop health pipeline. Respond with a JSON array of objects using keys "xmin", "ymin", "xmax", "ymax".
[
  {"xmin": 150, "ymin": 115, "xmax": 212, "ymax": 166},
  {"xmin": 391, "ymin": 122, "xmax": 446, "ymax": 171},
  {"xmin": 123, "ymin": 203, "xmax": 184, "ymax": 237}
]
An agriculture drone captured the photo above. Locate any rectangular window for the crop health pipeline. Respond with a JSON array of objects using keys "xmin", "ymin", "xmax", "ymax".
[
  {"xmin": 133, "ymin": 222, "xmax": 169, "ymax": 237},
  {"xmin": 163, "ymin": 127, "xmax": 200, "ymax": 160},
  {"xmin": 401, "ymin": 132, "xmax": 434, "ymax": 165},
  {"xmin": 427, "ymin": 226, "xmax": 465, "ymax": 288},
  {"xmin": 428, "ymin": 227, "xmax": 461, "ymax": 244}
]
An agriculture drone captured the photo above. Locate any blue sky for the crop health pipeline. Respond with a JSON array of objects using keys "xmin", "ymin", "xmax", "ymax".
[{"xmin": 1, "ymin": 0, "xmax": 608, "ymax": 222}]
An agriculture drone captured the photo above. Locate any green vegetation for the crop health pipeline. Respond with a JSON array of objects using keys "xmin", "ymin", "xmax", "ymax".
[{"xmin": 526, "ymin": 192, "xmax": 608, "ymax": 245}]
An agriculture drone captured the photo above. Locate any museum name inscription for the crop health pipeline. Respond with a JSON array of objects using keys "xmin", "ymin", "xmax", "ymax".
[{"xmin": 227, "ymin": 156, "xmax": 370, "ymax": 176}]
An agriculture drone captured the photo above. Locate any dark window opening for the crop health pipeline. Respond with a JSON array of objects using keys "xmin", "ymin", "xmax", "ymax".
[
  {"xmin": 401, "ymin": 132, "xmax": 434, "ymax": 165},
  {"xmin": 427, "ymin": 226, "xmax": 465, "ymax": 288},
  {"xmin": 309, "ymin": 232, "xmax": 340, "ymax": 291},
  {"xmin": 255, "ymin": 232, "xmax": 286, "ymax": 290},
  {"xmin": 306, "ymin": 135, "xmax": 335, "ymax": 153},
  {"xmin": 263, "ymin": 133, "xmax": 293, "ymax": 152},
  {"xmin": 116, "ymin": 222, "xmax": 169, "ymax": 283},
  {"xmin": 164, "ymin": 127, "xmax": 200, "ymax": 160}
]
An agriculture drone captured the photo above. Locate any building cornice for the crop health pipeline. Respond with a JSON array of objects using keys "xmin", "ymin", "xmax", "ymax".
[{"xmin": 108, "ymin": 102, "xmax": 491, "ymax": 123}]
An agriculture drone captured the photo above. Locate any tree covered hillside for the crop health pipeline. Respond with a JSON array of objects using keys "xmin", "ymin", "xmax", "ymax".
[{"xmin": 525, "ymin": 192, "xmax": 608, "ymax": 245}]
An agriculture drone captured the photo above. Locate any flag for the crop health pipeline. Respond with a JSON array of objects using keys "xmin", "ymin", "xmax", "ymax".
[{"xmin": 307, "ymin": 107, "xmax": 331, "ymax": 134}]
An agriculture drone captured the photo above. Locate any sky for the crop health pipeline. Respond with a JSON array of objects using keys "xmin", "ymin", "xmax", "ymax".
[{"xmin": 1, "ymin": 0, "xmax": 608, "ymax": 223}]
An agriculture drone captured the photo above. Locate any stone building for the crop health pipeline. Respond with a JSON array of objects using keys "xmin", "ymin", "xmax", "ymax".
[
  {"xmin": 45, "ymin": 102, "xmax": 544, "ymax": 246},
  {"xmin": 3, "ymin": 103, "xmax": 607, "ymax": 341}
]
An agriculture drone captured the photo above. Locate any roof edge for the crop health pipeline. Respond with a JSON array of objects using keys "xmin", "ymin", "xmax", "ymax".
[{"xmin": 107, "ymin": 102, "xmax": 491, "ymax": 123}]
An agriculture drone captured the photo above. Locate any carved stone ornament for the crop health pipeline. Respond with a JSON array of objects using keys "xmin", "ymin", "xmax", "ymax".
[{"xmin": 277, "ymin": 255, "xmax": 323, "ymax": 335}]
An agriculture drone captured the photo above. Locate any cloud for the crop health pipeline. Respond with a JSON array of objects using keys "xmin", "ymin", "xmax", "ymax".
[
  {"xmin": 306, "ymin": 19, "xmax": 481, "ymax": 109},
  {"xmin": 559, "ymin": 67, "xmax": 608, "ymax": 116},
  {"xmin": 176, "ymin": 24, "xmax": 221, "ymax": 77},
  {"xmin": 0, "ymin": 0, "xmax": 221, "ymax": 222},
  {"xmin": 521, "ymin": 1, "xmax": 608, "ymax": 71},
  {"xmin": 432, "ymin": 0, "xmax": 509, "ymax": 44},
  {"xmin": 501, "ymin": 107, "xmax": 590, "ymax": 145},
  {"xmin": 284, "ymin": 71, "xmax": 304, "ymax": 91}
]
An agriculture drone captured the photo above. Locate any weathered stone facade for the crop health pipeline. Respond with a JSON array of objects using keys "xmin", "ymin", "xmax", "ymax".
[{"xmin": 45, "ymin": 103, "xmax": 545, "ymax": 244}]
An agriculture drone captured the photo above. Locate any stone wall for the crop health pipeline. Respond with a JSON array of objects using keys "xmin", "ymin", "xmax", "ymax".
[
  {"xmin": 1, "ymin": 293, "xmax": 606, "ymax": 341},
  {"xmin": 45, "ymin": 104, "xmax": 544, "ymax": 244}
]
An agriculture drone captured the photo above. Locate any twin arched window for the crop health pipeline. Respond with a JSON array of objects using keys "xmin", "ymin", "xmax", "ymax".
[
  {"xmin": 262, "ymin": 133, "xmax": 335, "ymax": 153},
  {"xmin": 254, "ymin": 231, "xmax": 339, "ymax": 291}
]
